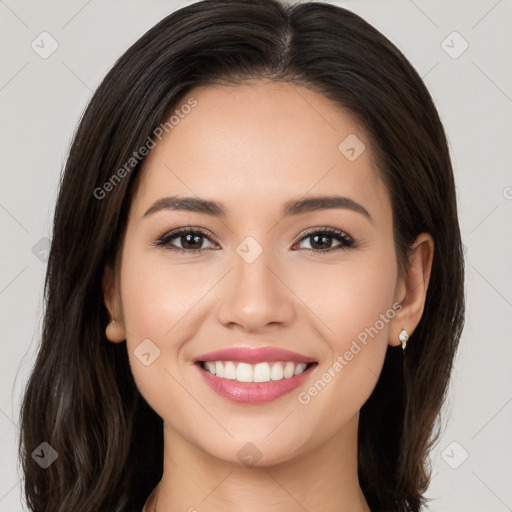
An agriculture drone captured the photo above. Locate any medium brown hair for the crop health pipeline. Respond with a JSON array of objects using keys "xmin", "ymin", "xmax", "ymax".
[{"xmin": 19, "ymin": 1, "xmax": 465, "ymax": 510}]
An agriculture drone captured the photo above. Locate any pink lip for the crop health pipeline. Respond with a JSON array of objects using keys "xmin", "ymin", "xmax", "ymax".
[
  {"xmin": 194, "ymin": 362, "xmax": 317, "ymax": 404},
  {"xmin": 194, "ymin": 346, "xmax": 316, "ymax": 364}
]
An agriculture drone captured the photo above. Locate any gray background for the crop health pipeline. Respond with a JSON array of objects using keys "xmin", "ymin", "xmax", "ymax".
[{"xmin": 1, "ymin": 0, "xmax": 511, "ymax": 510}]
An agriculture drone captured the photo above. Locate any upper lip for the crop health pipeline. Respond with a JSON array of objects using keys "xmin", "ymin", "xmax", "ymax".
[{"xmin": 194, "ymin": 346, "xmax": 316, "ymax": 364}]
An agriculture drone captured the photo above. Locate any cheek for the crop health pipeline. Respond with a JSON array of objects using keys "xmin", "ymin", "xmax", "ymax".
[
  {"xmin": 120, "ymin": 241, "xmax": 216, "ymax": 342},
  {"xmin": 292, "ymin": 246, "xmax": 397, "ymax": 348},
  {"xmin": 118, "ymin": 248, "xmax": 209, "ymax": 401},
  {"xmin": 293, "ymin": 250, "xmax": 398, "ymax": 423},
  {"xmin": 330, "ymin": 267, "xmax": 397, "ymax": 349}
]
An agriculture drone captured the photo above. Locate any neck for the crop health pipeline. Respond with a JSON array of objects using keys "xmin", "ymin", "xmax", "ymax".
[
  {"xmin": 142, "ymin": 485, "xmax": 159, "ymax": 512},
  {"xmin": 150, "ymin": 414, "xmax": 370, "ymax": 512}
]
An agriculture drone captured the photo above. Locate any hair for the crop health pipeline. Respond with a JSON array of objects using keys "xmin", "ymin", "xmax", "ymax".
[{"xmin": 18, "ymin": 1, "xmax": 465, "ymax": 511}]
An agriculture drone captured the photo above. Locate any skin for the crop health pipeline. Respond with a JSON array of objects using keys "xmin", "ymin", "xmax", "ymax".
[{"xmin": 103, "ymin": 80, "xmax": 433, "ymax": 512}]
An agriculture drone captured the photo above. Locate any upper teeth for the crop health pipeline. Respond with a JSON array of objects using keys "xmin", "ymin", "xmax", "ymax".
[{"xmin": 202, "ymin": 361, "xmax": 309, "ymax": 382}]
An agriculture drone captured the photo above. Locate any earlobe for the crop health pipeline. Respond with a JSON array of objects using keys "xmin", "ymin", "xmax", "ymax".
[
  {"xmin": 389, "ymin": 233, "xmax": 434, "ymax": 348},
  {"xmin": 102, "ymin": 264, "xmax": 126, "ymax": 343},
  {"xmin": 105, "ymin": 319, "xmax": 126, "ymax": 343}
]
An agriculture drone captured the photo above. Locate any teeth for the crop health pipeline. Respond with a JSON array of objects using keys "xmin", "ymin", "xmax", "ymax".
[
  {"xmin": 204, "ymin": 361, "xmax": 216, "ymax": 375},
  {"xmin": 270, "ymin": 362, "xmax": 284, "ymax": 380},
  {"xmin": 237, "ymin": 362, "xmax": 253, "ymax": 382},
  {"xmin": 201, "ymin": 361, "xmax": 309, "ymax": 382},
  {"xmin": 283, "ymin": 362, "xmax": 295, "ymax": 378},
  {"xmin": 224, "ymin": 361, "xmax": 237, "ymax": 380}
]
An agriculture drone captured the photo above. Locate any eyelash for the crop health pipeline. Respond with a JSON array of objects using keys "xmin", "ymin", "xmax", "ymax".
[{"xmin": 153, "ymin": 226, "xmax": 356, "ymax": 255}]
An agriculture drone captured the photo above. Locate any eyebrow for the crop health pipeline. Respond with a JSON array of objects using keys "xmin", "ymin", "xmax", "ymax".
[{"xmin": 143, "ymin": 195, "xmax": 373, "ymax": 223}]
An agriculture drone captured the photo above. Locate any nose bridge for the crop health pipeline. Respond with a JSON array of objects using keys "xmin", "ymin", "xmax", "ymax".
[
  {"xmin": 233, "ymin": 235, "xmax": 281, "ymax": 305},
  {"xmin": 216, "ymin": 234, "xmax": 294, "ymax": 330}
]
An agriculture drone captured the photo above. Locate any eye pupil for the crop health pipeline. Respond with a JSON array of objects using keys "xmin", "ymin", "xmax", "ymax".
[
  {"xmin": 310, "ymin": 234, "xmax": 332, "ymax": 250},
  {"xmin": 182, "ymin": 233, "xmax": 203, "ymax": 249}
]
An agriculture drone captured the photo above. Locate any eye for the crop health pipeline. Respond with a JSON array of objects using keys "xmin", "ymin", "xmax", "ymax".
[
  {"xmin": 153, "ymin": 226, "xmax": 356, "ymax": 255},
  {"xmin": 154, "ymin": 227, "xmax": 218, "ymax": 254},
  {"xmin": 293, "ymin": 227, "xmax": 356, "ymax": 253}
]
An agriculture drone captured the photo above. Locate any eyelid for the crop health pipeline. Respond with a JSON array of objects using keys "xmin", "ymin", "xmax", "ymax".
[{"xmin": 294, "ymin": 226, "xmax": 353, "ymax": 243}]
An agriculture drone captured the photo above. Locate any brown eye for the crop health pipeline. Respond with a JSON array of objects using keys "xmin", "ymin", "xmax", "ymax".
[
  {"xmin": 155, "ymin": 228, "xmax": 218, "ymax": 254},
  {"xmin": 294, "ymin": 228, "xmax": 355, "ymax": 253}
]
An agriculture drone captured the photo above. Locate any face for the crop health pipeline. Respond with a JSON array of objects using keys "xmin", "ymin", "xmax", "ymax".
[{"xmin": 105, "ymin": 81, "xmax": 408, "ymax": 466}]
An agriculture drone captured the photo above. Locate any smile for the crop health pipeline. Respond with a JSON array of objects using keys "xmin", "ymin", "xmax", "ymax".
[{"xmin": 194, "ymin": 359, "xmax": 318, "ymax": 404}]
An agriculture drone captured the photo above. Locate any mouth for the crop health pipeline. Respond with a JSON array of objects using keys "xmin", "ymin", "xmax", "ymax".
[{"xmin": 194, "ymin": 359, "xmax": 318, "ymax": 404}]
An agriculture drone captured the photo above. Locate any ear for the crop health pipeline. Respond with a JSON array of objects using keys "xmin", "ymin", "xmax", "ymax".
[
  {"xmin": 389, "ymin": 233, "xmax": 434, "ymax": 347},
  {"xmin": 102, "ymin": 263, "xmax": 126, "ymax": 343}
]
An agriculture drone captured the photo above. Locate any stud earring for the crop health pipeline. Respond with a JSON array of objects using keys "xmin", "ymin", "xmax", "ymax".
[{"xmin": 399, "ymin": 329, "xmax": 409, "ymax": 352}]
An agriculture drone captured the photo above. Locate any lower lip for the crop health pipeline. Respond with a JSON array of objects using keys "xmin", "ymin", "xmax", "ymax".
[{"xmin": 195, "ymin": 362, "xmax": 317, "ymax": 404}]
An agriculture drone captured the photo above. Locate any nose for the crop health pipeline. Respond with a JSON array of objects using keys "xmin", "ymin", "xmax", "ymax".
[{"xmin": 216, "ymin": 246, "xmax": 296, "ymax": 334}]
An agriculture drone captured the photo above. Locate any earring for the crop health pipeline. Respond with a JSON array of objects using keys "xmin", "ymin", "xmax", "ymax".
[
  {"xmin": 107, "ymin": 307, "xmax": 116, "ymax": 327},
  {"xmin": 399, "ymin": 329, "xmax": 409, "ymax": 352}
]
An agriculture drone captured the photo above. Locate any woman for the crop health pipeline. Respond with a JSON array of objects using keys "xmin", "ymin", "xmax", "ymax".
[{"xmin": 18, "ymin": 1, "xmax": 465, "ymax": 511}]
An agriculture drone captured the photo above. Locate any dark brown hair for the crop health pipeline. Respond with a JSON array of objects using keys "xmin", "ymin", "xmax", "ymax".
[{"xmin": 18, "ymin": 1, "xmax": 465, "ymax": 511}]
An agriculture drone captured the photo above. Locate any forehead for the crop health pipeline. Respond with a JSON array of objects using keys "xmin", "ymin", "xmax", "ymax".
[{"xmin": 131, "ymin": 81, "xmax": 391, "ymax": 224}]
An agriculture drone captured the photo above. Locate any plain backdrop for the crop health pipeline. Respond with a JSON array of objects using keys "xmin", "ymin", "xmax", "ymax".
[{"xmin": 0, "ymin": 0, "xmax": 511, "ymax": 510}]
